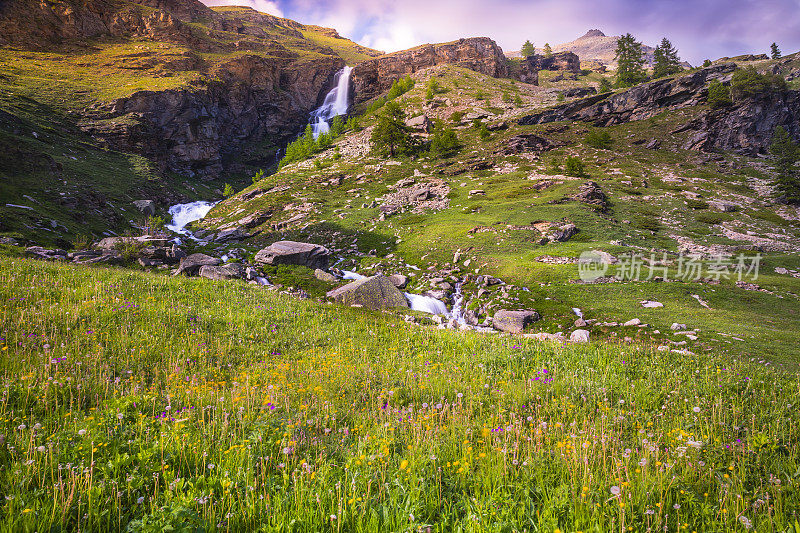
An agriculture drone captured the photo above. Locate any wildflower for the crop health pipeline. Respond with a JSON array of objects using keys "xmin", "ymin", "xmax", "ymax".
[
  {"xmin": 610, "ymin": 486, "xmax": 621, "ymax": 496},
  {"xmin": 37, "ymin": 446, "xmax": 46, "ymax": 453},
  {"xmin": 78, "ymin": 429, "xmax": 86, "ymax": 436},
  {"xmin": 692, "ymin": 406, "xmax": 701, "ymax": 413},
  {"xmin": 208, "ymin": 463, "xmax": 215, "ymax": 470},
  {"xmin": 137, "ymin": 497, "xmax": 145, "ymax": 504},
  {"xmin": 17, "ymin": 424, "xmax": 26, "ymax": 431}
]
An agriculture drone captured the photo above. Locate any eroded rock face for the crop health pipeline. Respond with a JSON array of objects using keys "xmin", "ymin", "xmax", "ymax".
[
  {"xmin": 254, "ymin": 241, "xmax": 330, "ymax": 270},
  {"xmin": 351, "ymin": 37, "xmax": 508, "ymax": 104},
  {"xmin": 519, "ymin": 63, "xmax": 737, "ymax": 127},
  {"xmin": 326, "ymin": 275, "xmax": 410, "ymax": 310},
  {"xmin": 83, "ymin": 53, "xmax": 343, "ymax": 178}
]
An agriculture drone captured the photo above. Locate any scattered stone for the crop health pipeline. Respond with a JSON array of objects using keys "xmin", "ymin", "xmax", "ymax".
[
  {"xmin": 645, "ymin": 138, "xmax": 661, "ymax": 150},
  {"xmin": 326, "ymin": 275, "xmax": 409, "ymax": 311},
  {"xmin": 640, "ymin": 300, "xmax": 663, "ymax": 308},
  {"xmin": 174, "ymin": 253, "xmax": 221, "ymax": 276},
  {"xmin": 405, "ymin": 114, "xmax": 433, "ymax": 133},
  {"xmin": 623, "ymin": 318, "xmax": 642, "ymax": 327},
  {"xmin": 215, "ymin": 228, "xmax": 249, "ymax": 242},
  {"xmin": 469, "ymin": 189, "xmax": 486, "ymax": 197},
  {"xmin": 254, "ymin": 241, "xmax": 330, "ymax": 270},
  {"xmin": 25, "ymin": 246, "xmax": 67, "ymax": 261},
  {"xmin": 388, "ymin": 274, "xmax": 408, "ymax": 288},
  {"xmin": 574, "ymin": 318, "xmax": 587, "ymax": 327},
  {"xmin": 525, "ymin": 332, "xmax": 565, "ymax": 342},
  {"xmin": 492, "ymin": 310, "xmax": 541, "ymax": 334},
  {"xmin": 570, "ymin": 329, "xmax": 590, "ymax": 343},
  {"xmin": 549, "ymin": 223, "xmax": 579, "ymax": 242},
  {"xmin": 671, "ymin": 323, "xmax": 687, "ymax": 331}
]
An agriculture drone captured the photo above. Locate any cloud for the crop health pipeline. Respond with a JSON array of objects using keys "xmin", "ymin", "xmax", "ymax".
[
  {"xmin": 202, "ymin": 0, "xmax": 284, "ymax": 17},
  {"xmin": 201, "ymin": 0, "xmax": 800, "ymax": 64}
]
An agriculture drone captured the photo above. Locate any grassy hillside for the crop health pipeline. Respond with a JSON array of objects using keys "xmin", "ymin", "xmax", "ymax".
[
  {"xmin": 0, "ymin": 256, "xmax": 798, "ymax": 531},
  {"xmin": 199, "ymin": 64, "xmax": 800, "ymax": 364}
]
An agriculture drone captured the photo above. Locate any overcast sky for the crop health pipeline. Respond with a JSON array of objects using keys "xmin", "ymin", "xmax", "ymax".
[{"xmin": 201, "ymin": 0, "xmax": 800, "ymax": 65}]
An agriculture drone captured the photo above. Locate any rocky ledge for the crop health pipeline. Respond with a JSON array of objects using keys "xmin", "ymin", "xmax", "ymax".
[{"xmin": 351, "ymin": 37, "xmax": 508, "ymax": 104}]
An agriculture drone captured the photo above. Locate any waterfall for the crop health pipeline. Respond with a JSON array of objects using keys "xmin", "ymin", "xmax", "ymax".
[
  {"xmin": 166, "ymin": 201, "xmax": 216, "ymax": 234},
  {"xmin": 310, "ymin": 66, "xmax": 352, "ymax": 139},
  {"xmin": 450, "ymin": 282, "xmax": 467, "ymax": 325}
]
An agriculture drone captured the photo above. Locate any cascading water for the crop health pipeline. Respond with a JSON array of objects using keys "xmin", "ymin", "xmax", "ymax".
[
  {"xmin": 166, "ymin": 201, "xmax": 216, "ymax": 234},
  {"xmin": 310, "ymin": 66, "xmax": 352, "ymax": 139},
  {"xmin": 342, "ymin": 270, "xmax": 451, "ymax": 316}
]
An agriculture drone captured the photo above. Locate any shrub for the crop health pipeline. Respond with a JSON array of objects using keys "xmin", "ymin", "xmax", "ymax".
[
  {"xmin": 696, "ymin": 212, "xmax": 728, "ymax": 224},
  {"xmin": 429, "ymin": 125, "xmax": 460, "ymax": 158},
  {"xmin": 475, "ymin": 89, "xmax": 486, "ymax": 100},
  {"xmin": 223, "ymin": 183, "xmax": 234, "ymax": 197},
  {"xmin": 584, "ymin": 130, "xmax": 613, "ymax": 150},
  {"xmin": 731, "ymin": 67, "xmax": 786, "ymax": 100},
  {"xmin": 564, "ymin": 156, "xmax": 587, "ymax": 177},
  {"xmin": 450, "ymin": 111, "xmax": 465, "ymax": 124},
  {"xmin": 514, "ymin": 94, "xmax": 524, "ymax": 107},
  {"xmin": 707, "ymin": 80, "xmax": 732, "ymax": 108},
  {"xmin": 598, "ymin": 78, "xmax": 612, "ymax": 93},
  {"xmin": 685, "ymin": 199, "xmax": 709, "ymax": 210},
  {"xmin": 478, "ymin": 124, "xmax": 491, "ymax": 141},
  {"xmin": 502, "ymin": 91, "xmax": 512, "ymax": 103},
  {"xmin": 387, "ymin": 76, "xmax": 415, "ymax": 100},
  {"xmin": 251, "ymin": 168, "xmax": 265, "ymax": 185}
]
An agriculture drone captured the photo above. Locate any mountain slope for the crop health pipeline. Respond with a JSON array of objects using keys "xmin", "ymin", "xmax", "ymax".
[{"xmin": 552, "ymin": 29, "xmax": 656, "ymax": 68}]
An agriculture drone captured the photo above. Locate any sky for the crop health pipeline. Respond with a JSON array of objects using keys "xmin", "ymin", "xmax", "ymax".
[{"xmin": 200, "ymin": 0, "xmax": 800, "ymax": 65}]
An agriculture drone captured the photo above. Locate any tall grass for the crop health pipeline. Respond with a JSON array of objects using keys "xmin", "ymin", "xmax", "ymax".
[{"xmin": 0, "ymin": 257, "xmax": 798, "ymax": 531}]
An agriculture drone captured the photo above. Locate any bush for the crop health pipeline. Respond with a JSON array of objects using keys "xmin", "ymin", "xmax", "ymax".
[
  {"xmin": 387, "ymin": 76, "xmax": 415, "ymax": 100},
  {"xmin": 514, "ymin": 94, "xmax": 524, "ymax": 107},
  {"xmin": 251, "ymin": 168, "xmax": 264, "ymax": 184},
  {"xmin": 223, "ymin": 183, "xmax": 234, "ymax": 197},
  {"xmin": 685, "ymin": 199, "xmax": 709, "ymax": 210},
  {"xmin": 584, "ymin": 130, "xmax": 613, "ymax": 149},
  {"xmin": 731, "ymin": 67, "xmax": 786, "ymax": 100},
  {"xmin": 450, "ymin": 111, "xmax": 465, "ymax": 124},
  {"xmin": 565, "ymin": 157, "xmax": 587, "ymax": 177},
  {"xmin": 707, "ymin": 80, "xmax": 732, "ymax": 109},
  {"xmin": 429, "ymin": 125, "xmax": 460, "ymax": 158},
  {"xmin": 598, "ymin": 78, "xmax": 612, "ymax": 93},
  {"xmin": 478, "ymin": 124, "xmax": 491, "ymax": 141},
  {"xmin": 696, "ymin": 212, "xmax": 728, "ymax": 224}
]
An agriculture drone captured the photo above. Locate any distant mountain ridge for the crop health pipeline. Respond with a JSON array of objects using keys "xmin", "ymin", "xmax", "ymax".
[{"xmin": 506, "ymin": 29, "xmax": 656, "ymax": 69}]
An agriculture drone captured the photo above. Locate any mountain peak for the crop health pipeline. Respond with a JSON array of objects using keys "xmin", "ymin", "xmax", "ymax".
[{"xmin": 581, "ymin": 29, "xmax": 606, "ymax": 39}]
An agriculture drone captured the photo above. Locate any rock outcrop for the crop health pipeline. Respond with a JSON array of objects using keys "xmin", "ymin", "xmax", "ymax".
[
  {"xmin": 326, "ymin": 275, "xmax": 410, "ymax": 310},
  {"xmin": 83, "ymin": 53, "xmax": 343, "ymax": 177},
  {"xmin": 351, "ymin": 37, "xmax": 508, "ymax": 104},
  {"xmin": 519, "ymin": 63, "xmax": 737, "ymax": 127},
  {"xmin": 675, "ymin": 89, "xmax": 800, "ymax": 155},
  {"xmin": 515, "ymin": 52, "xmax": 580, "ymax": 83}
]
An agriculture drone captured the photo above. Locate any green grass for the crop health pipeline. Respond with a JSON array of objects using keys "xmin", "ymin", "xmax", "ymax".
[{"xmin": 1, "ymin": 256, "xmax": 799, "ymax": 531}]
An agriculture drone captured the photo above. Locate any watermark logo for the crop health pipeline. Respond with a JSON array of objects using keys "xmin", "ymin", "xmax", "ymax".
[
  {"xmin": 577, "ymin": 251, "xmax": 611, "ymax": 282},
  {"xmin": 577, "ymin": 252, "xmax": 761, "ymax": 282}
]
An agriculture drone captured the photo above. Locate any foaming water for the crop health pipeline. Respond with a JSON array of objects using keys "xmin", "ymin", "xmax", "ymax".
[
  {"xmin": 166, "ymin": 201, "xmax": 216, "ymax": 234},
  {"xmin": 310, "ymin": 66, "xmax": 352, "ymax": 139}
]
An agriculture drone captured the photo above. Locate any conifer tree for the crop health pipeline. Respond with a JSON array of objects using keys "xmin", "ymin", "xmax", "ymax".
[
  {"xmin": 770, "ymin": 126, "xmax": 800, "ymax": 203},
  {"xmin": 520, "ymin": 40, "xmax": 536, "ymax": 58},
  {"xmin": 771, "ymin": 42, "xmax": 782, "ymax": 60},
  {"xmin": 371, "ymin": 101, "xmax": 410, "ymax": 158},
  {"xmin": 543, "ymin": 43, "xmax": 553, "ymax": 57},
  {"xmin": 614, "ymin": 33, "xmax": 647, "ymax": 87},
  {"xmin": 653, "ymin": 37, "xmax": 682, "ymax": 78}
]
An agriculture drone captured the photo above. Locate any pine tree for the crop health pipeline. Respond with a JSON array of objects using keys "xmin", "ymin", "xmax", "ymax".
[
  {"xmin": 543, "ymin": 43, "xmax": 553, "ymax": 57},
  {"xmin": 769, "ymin": 126, "xmax": 800, "ymax": 203},
  {"xmin": 614, "ymin": 33, "xmax": 647, "ymax": 87},
  {"xmin": 520, "ymin": 40, "xmax": 536, "ymax": 58},
  {"xmin": 370, "ymin": 101, "xmax": 410, "ymax": 158},
  {"xmin": 653, "ymin": 37, "xmax": 682, "ymax": 78},
  {"xmin": 771, "ymin": 42, "xmax": 782, "ymax": 60}
]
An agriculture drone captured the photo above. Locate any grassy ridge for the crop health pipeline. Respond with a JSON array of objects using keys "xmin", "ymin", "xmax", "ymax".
[{"xmin": 0, "ymin": 256, "xmax": 798, "ymax": 531}]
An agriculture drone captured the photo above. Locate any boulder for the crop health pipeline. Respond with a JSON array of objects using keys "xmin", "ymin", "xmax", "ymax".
[
  {"xmin": 254, "ymin": 241, "xmax": 330, "ymax": 270},
  {"xmin": 573, "ymin": 181, "xmax": 608, "ymax": 210},
  {"xmin": 95, "ymin": 236, "xmax": 169, "ymax": 250},
  {"xmin": 623, "ymin": 318, "xmax": 642, "ymax": 327},
  {"xmin": 215, "ymin": 228, "xmax": 250, "ymax": 242},
  {"xmin": 570, "ymin": 329, "xmax": 590, "ymax": 343},
  {"xmin": 550, "ymin": 223, "xmax": 579, "ymax": 242},
  {"xmin": 326, "ymin": 275, "xmax": 410, "ymax": 310},
  {"xmin": 641, "ymin": 300, "xmax": 664, "ymax": 308},
  {"xmin": 314, "ymin": 269, "xmax": 338, "ymax": 283},
  {"xmin": 492, "ymin": 309, "xmax": 540, "ymax": 334},
  {"xmin": 405, "ymin": 115, "xmax": 433, "ymax": 133},
  {"xmin": 132, "ymin": 200, "xmax": 156, "ymax": 217},
  {"xmin": 199, "ymin": 263, "xmax": 246, "ymax": 281},
  {"xmin": 175, "ymin": 253, "xmax": 221, "ymax": 276},
  {"xmin": 707, "ymin": 200, "xmax": 738, "ymax": 212},
  {"xmin": 388, "ymin": 274, "xmax": 408, "ymax": 288}
]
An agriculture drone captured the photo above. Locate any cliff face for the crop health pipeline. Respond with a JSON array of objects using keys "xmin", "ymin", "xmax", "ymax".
[
  {"xmin": 519, "ymin": 63, "xmax": 800, "ymax": 155},
  {"xmin": 82, "ymin": 54, "xmax": 343, "ymax": 178},
  {"xmin": 351, "ymin": 37, "xmax": 508, "ymax": 104},
  {"xmin": 514, "ymin": 51, "xmax": 580, "ymax": 84}
]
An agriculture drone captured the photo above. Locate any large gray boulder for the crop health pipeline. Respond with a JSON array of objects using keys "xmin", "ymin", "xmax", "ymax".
[
  {"xmin": 132, "ymin": 200, "xmax": 156, "ymax": 217},
  {"xmin": 254, "ymin": 241, "xmax": 330, "ymax": 270},
  {"xmin": 492, "ymin": 310, "xmax": 540, "ymax": 334},
  {"xmin": 174, "ymin": 253, "xmax": 221, "ymax": 276},
  {"xmin": 199, "ymin": 263, "xmax": 246, "ymax": 281},
  {"xmin": 326, "ymin": 275, "xmax": 410, "ymax": 311}
]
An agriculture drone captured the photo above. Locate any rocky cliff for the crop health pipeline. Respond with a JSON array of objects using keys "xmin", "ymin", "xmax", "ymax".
[
  {"xmin": 351, "ymin": 37, "xmax": 508, "ymax": 104},
  {"xmin": 519, "ymin": 63, "xmax": 800, "ymax": 155},
  {"xmin": 82, "ymin": 54, "xmax": 343, "ymax": 178},
  {"xmin": 514, "ymin": 51, "xmax": 580, "ymax": 84}
]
